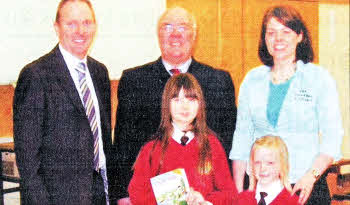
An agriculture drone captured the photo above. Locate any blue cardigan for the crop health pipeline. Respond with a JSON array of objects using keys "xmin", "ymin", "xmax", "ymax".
[{"xmin": 230, "ymin": 60, "xmax": 343, "ymax": 183}]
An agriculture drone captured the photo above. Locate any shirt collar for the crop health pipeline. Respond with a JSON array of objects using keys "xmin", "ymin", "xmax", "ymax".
[
  {"xmin": 59, "ymin": 44, "xmax": 87, "ymax": 69},
  {"xmin": 296, "ymin": 60, "xmax": 304, "ymax": 72},
  {"xmin": 162, "ymin": 58, "xmax": 192, "ymax": 75},
  {"xmin": 171, "ymin": 122, "xmax": 194, "ymax": 145},
  {"xmin": 255, "ymin": 180, "xmax": 284, "ymax": 205}
]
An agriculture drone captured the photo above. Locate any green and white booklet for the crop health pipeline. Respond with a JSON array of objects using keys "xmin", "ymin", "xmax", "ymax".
[{"xmin": 150, "ymin": 168, "xmax": 190, "ymax": 205}]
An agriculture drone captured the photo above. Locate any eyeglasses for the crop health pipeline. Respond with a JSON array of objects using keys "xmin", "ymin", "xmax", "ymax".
[{"xmin": 160, "ymin": 24, "xmax": 192, "ymax": 33}]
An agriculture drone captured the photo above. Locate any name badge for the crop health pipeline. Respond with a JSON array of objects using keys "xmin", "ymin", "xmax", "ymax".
[{"xmin": 294, "ymin": 89, "xmax": 313, "ymax": 102}]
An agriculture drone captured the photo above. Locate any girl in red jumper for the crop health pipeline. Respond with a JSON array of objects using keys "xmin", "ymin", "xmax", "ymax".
[
  {"xmin": 128, "ymin": 73, "xmax": 237, "ymax": 205},
  {"xmin": 237, "ymin": 135, "xmax": 300, "ymax": 205}
]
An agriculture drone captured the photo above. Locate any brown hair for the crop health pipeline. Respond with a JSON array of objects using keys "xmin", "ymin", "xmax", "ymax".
[
  {"xmin": 258, "ymin": 5, "xmax": 314, "ymax": 66},
  {"xmin": 151, "ymin": 73, "xmax": 213, "ymax": 174},
  {"xmin": 55, "ymin": 0, "xmax": 96, "ymax": 24},
  {"xmin": 249, "ymin": 135, "xmax": 292, "ymax": 192}
]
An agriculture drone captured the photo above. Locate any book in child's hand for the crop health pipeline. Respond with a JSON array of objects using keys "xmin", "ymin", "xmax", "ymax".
[{"xmin": 150, "ymin": 168, "xmax": 190, "ymax": 205}]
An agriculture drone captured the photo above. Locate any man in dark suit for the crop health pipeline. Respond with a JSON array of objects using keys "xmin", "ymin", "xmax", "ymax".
[
  {"xmin": 111, "ymin": 7, "xmax": 237, "ymax": 204},
  {"xmin": 13, "ymin": 0, "xmax": 113, "ymax": 204}
]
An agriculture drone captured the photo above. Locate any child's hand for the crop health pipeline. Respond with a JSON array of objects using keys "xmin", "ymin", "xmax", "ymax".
[
  {"xmin": 117, "ymin": 197, "xmax": 132, "ymax": 205},
  {"xmin": 186, "ymin": 188, "xmax": 212, "ymax": 205}
]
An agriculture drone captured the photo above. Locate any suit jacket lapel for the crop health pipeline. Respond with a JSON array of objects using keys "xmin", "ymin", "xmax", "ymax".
[
  {"xmin": 51, "ymin": 46, "xmax": 86, "ymax": 114},
  {"xmin": 87, "ymin": 58, "xmax": 102, "ymax": 106},
  {"xmin": 155, "ymin": 57, "xmax": 171, "ymax": 76},
  {"xmin": 187, "ymin": 58, "xmax": 200, "ymax": 74},
  {"xmin": 155, "ymin": 57, "xmax": 173, "ymax": 85}
]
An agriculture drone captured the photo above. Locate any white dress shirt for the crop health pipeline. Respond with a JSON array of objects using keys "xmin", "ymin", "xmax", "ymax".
[
  {"xmin": 162, "ymin": 58, "xmax": 192, "ymax": 75},
  {"xmin": 59, "ymin": 44, "xmax": 106, "ymax": 170}
]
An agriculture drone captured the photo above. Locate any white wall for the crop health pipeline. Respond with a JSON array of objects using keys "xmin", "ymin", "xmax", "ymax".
[
  {"xmin": 319, "ymin": 3, "xmax": 350, "ymax": 158},
  {"xmin": 0, "ymin": 0, "xmax": 166, "ymax": 84}
]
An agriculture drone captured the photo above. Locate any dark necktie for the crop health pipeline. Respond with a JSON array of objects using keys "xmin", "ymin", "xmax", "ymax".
[
  {"xmin": 75, "ymin": 62, "xmax": 100, "ymax": 171},
  {"xmin": 258, "ymin": 192, "xmax": 268, "ymax": 205},
  {"xmin": 170, "ymin": 68, "xmax": 180, "ymax": 75},
  {"xmin": 180, "ymin": 134, "xmax": 189, "ymax": 146}
]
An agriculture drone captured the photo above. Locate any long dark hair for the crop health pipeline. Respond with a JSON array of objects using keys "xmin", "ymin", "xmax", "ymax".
[
  {"xmin": 150, "ymin": 73, "xmax": 213, "ymax": 174},
  {"xmin": 258, "ymin": 5, "xmax": 314, "ymax": 66}
]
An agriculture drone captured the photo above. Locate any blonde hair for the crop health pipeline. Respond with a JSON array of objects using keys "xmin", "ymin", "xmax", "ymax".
[{"xmin": 249, "ymin": 135, "xmax": 292, "ymax": 192}]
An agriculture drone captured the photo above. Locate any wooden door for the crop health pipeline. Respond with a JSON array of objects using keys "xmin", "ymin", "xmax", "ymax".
[{"xmin": 167, "ymin": 0, "xmax": 243, "ymax": 99}]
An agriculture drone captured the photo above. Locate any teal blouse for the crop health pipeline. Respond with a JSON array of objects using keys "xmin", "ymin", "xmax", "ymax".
[{"xmin": 267, "ymin": 78, "xmax": 293, "ymax": 127}]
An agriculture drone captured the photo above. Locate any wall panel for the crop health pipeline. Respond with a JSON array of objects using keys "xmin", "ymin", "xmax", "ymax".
[
  {"xmin": 165, "ymin": 0, "xmax": 348, "ymax": 157},
  {"xmin": 319, "ymin": 3, "xmax": 350, "ymax": 158}
]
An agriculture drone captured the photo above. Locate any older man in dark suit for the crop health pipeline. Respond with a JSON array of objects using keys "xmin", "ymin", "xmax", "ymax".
[
  {"xmin": 111, "ymin": 7, "xmax": 237, "ymax": 205},
  {"xmin": 13, "ymin": 0, "xmax": 113, "ymax": 204}
]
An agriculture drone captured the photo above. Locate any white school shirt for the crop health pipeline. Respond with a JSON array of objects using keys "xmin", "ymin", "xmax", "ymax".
[
  {"xmin": 255, "ymin": 180, "xmax": 284, "ymax": 205},
  {"xmin": 171, "ymin": 123, "xmax": 194, "ymax": 145}
]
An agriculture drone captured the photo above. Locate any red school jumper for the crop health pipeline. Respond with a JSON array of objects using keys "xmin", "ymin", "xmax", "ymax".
[
  {"xmin": 237, "ymin": 188, "xmax": 300, "ymax": 205},
  {"xmin": 128, "ymin": 134, "xmax": 237, "ymax": 205}
]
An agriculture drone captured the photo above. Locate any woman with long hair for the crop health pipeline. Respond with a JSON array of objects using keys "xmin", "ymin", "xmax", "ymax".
[{"xmin": 230, "ymin": 5, "xmax": 343, "ymax": 205}]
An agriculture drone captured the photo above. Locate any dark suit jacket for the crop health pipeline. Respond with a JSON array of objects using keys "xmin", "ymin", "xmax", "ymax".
[
  {"xmin": 110, "ymin": 57, "xmax": 237, "ymax": 199},
  {"xmin": 13, "ymin": 46, "xmax": 113, "ymax": 205}
]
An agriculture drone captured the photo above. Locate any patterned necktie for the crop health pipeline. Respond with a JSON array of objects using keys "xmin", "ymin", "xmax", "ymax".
[
  {"xmin": 170, "ymin": 68, "xmax": 180, "ymax": 75},
  {"xmin": 75, "ymin": 62, "xmax": 99, "ymax": 171},
  {"xmin": 180, "ymin": 133, "xmax": 189, "ymax": 146},
  {"xmin": 258, "ymin": 192, "xmax": 268, "ymax": 205}
]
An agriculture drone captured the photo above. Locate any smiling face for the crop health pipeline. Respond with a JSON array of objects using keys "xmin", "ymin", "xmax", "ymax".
[
  {"xmin": 170, "ymin": 88, "xmax": 199, "ymax": 130},
  {"xmin": 265, "ymin": 17, "xmax": 303, "ymax": 63},
  {"xmin": 54, "ymin": 1, "xmax": 96, "ymax": 59},
  {"xmin": 158, "ymin": 8, "xmax": 196, "ymax": 65},
  {"xmin": 253, "ymin": 147, "xmax": 281, "ymax": 187}
]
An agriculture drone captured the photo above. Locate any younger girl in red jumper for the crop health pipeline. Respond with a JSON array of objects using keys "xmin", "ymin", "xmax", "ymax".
[
  {"xmin": 128, "ymin": 73, "xmax": 237, "ymax": 205},
  {"xmin": 237, "ymin": 135, "xmax": 300, "ymax": 205}
]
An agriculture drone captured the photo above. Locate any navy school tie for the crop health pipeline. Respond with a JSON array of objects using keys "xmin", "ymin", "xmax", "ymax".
[
  {"xmin": 258, "ymin": 192, "xmax": 268, "ymax": 205},
  {"xmin": 180, "ymin": 134, "xmax": 189, "ymax": 146}
]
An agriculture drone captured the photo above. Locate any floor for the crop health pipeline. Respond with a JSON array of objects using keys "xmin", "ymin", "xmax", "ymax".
[{"xmin": 3, "ymin": 182, "xmax": 20, "ymax": 205}]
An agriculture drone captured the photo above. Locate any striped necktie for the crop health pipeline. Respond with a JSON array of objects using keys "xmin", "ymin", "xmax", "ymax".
[{"xmin": 75, "ymin": 62, "xmax": 99, "ymax": 171}]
